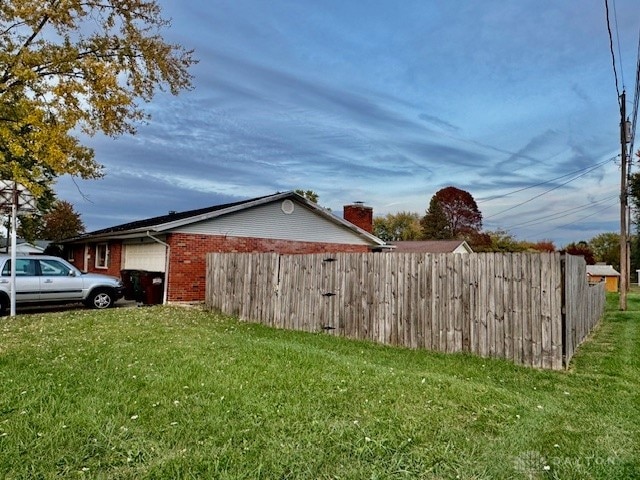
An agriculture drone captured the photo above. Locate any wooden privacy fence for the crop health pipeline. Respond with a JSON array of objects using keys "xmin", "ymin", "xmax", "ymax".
[
  {"xmin": 205, "ymin": 252, "xmax": 605, "ymax": 369},
  {"xmin": 563, "ymin": 254, "xmax": 606, "ymax": 363}
]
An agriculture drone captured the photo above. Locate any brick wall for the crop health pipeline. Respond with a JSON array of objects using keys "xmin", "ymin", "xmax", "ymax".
[
  {"xmin": 167, "ymin": 233, "xmax": 370, "ymax": 302},
  {"xmin": 68, "ymin": 245, "xmax": 84, "ymax": 267},
  {"xmin": 104, "ymin": 242, "xmax": 123, "ymax": 277},
  {"xmin": 67, "ymin": 242, "xmax": 123, "ymax": 278}
]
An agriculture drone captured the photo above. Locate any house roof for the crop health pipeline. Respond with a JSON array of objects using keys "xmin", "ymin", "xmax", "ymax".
[
  {"xmin": 62, "ymin": 191, "xmax": 385, "ymax": 246},
  {"xmin": 385, "ymin": 240, "xmax": 473, "ymax": 253},
  {"xmin": 586, "ymin": 264, "xmax": 620, "ymax": 277}
]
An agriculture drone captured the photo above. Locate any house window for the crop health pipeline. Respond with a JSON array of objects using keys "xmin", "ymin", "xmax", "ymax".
[
  {"xmin": 95, "ymin": 243, "xmax": 109, "ymax": 269},
  {"xmin": 67, "ymin": 247, "xmax": 75, "ymax": 262}
]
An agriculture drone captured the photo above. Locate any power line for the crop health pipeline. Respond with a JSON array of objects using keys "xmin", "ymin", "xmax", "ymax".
[
  {"xmin": 484, "ymin": 160, "xmax": 613, "ymax": 220},
  {"xmin": 628, "ymin": 29, "xmax": 640, "ymax": 158},
  {"xmin": 499, "ymin": 194, "xmax": 619, "ymax": 230},
  {"xmin": 477, "ymin": 157, "xmax": 615, "ymax": 204},
  {"xmin": 605, "ymin": 0, "xmax": 622, "ymax": 102},
  {"xmin": 612, "ymin": 0, "xmax": 625, "ymax": 89},
  {"xmin": 533, "ymin": 201, "xmax": 619, "ymax": 239}
]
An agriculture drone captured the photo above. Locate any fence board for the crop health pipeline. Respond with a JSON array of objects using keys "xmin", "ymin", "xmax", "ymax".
[
  {"xmin": 494, "ymin": 254, "xmax": 505, "ymax": 359},
  {"xmin": 487, "ymin": 254, "xmax": 496, "ymax": 357},
  {"xmin": 446, "ymin": 255, "xmax": 456, "ymax": 352},
  {"xmin": 416, "ymin": 255, "xmax": 426, "ymax": 348},
  {"xmin": 512, "ymin": 253, "xmax": 523, "ymax": 365},
  {"xmin": 439, "ymin": 254, "xmax": 449, "ymax": 352},
  {"xmin": 551, "ymin": 253, "xmax": 563, "ymax": 369},
  {"xmin": 530, "ymin": 255, "xmax": 542, "ymax": 368},
  {"xmin": 430, "ymin": 255, "xmax": 439, "ymax": 351},
  {"xmin": 453, "ymin": 254, "xmax": 464, "ymax": 352},
  {"xmin": 502, "ymin": 254, "xmax": 513, "ymax": 362},
  {"xmin": 477, "ymin": 254, "xmax": 488, "ymax": 357},
  {"xmin": 462, "ymin": 254, "xmax": 471, "ymax": 352},
  {"xmin": 540, "ymin": 253, "xmax": 553, "ymax": 369}
]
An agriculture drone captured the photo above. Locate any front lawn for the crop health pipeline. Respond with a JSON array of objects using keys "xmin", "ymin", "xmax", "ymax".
[{"xmin": 0, "ymin": 295, "xmax": 638, "ymax": 479}]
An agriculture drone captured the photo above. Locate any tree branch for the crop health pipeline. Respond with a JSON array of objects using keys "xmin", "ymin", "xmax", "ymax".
[
  {"xmin": 0, "ymin": 20, "xmax": 27, "ymax": 36},
  {"xmin": 0, "ymin": 13, "xmax": 52, "ymax": 87}
]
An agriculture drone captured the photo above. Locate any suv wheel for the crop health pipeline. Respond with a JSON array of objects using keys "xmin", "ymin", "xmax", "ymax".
[
  {"xmin": 87, "ymin": 289, "xmax": 114, "ymax": 309},
  {"xmin": 0, "ymin": 295, "xmax": 7, "ymax": 316}
]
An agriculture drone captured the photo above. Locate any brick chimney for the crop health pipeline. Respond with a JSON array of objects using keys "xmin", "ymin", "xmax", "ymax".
[{"xmin": 343, "ymin": 202, "xmax": 373, "ymax": 233}]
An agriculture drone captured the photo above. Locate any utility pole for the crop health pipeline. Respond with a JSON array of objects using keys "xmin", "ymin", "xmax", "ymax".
[{"xmin": 620, "ymin": 91, "xmax": 631, "ymax": 310}]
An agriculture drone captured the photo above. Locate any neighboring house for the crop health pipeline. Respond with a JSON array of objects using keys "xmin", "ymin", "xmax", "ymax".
[
  {"xmin": 380, "ymin": 240, "xmax": 474, "ymax": 254},
  {"xmin": 0, "ymin": 239, "xmax": 50, "ymax": 255},
  {"xmin": 586, "ymin": 263, "xmax": 620, "ymax": 293},
  {"xmin": 60, "ymin": 192, "xmax": 386, "ymax": 303}
]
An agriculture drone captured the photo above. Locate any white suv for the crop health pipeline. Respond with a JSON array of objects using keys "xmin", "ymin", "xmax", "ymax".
[{"xmin": 0, "ymin": 254, "xmax": 124, "ymax": 315}]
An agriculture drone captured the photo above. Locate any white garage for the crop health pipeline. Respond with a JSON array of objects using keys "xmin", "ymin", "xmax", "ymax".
[{"xmin": 122, "ymin": 242, "xmax": 167, "ymax": 272}]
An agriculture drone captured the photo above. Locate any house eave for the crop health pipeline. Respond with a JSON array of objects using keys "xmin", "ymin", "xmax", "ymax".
[{"xmin": 63, "ymin": 229, "xmax": 161, "ymax": 244}]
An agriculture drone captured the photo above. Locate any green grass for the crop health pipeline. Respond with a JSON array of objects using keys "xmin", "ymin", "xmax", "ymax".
[{"xmin": 0, "ymin": 296, "xmax": 639, "ymax": 479}]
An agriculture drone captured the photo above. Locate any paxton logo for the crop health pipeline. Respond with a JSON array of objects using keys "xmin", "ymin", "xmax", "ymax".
[
  {"xmin": 514, "ymin": 449, "xmax": 619, "ymax": 475},
  {"xmin": 513, "ymin": 450, "xmax": 550, "ymax": 476}
]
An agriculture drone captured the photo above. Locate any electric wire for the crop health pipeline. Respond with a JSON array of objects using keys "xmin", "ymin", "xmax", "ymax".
[
  {"xmin": 612, "ymin": 0, "xmax": 625, "ymax": 88},
  {"xmin": 605, "ymin": 0, "xmax": 622, "ymax": 103},
  {"xmin": 477, "ymin": 157, "xmax": 615, "ymax": 204},
  {"xmin": 628, "ymin": 29, "xmax": 640, "ymax": 159},
  {"xmin": 484, "ymin": 160, "xmax": 613, "ymax": 220},
  {"xmin": 533, "ymin": 201, "xmax": 619, "ymax": 238},
  {"xmin": 502, "ymin": 195, "xmax": 618, "ymax": 229},
  {"xmin": 500, "ymin": 194, "xmax": 619, "ymax": 230},
  {"xmin": 626, "ymin": 29, "xmax": 640, "ymax": 246}
]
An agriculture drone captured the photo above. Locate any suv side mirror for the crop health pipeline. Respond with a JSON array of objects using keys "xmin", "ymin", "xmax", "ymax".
[{"xmin": 68, "ymin": 269, "xmax": 77, "ymax": 277}]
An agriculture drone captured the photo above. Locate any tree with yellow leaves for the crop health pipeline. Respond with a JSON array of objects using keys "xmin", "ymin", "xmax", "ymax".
[{"xmin": 0, "ymin": 0, "xmax": 195, "ymax": 196}]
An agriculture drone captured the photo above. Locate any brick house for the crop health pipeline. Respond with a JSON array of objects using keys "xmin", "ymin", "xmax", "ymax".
[{"xmin": 60, "ymin": 192, "xmax": 385, "ymax": 303}]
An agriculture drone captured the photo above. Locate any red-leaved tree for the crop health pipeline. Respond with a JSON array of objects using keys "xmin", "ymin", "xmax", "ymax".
[
  {"xmin": 421, "ymin": 186, "xmax": 482, "ymax": 240},
  {"xmin": 563, "ymin": 241, "xmax": 595, "ymax": 264}
]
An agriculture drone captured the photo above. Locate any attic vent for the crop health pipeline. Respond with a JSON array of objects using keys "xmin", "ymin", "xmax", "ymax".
[{"xmin": 281, "ymin": 199, "xmax": 295, "ymax": 214}]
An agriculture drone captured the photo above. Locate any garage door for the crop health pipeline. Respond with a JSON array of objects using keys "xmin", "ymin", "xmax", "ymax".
[{"xmin": 123, "ymin": 243, "xmax": 166, "ymax": 272}]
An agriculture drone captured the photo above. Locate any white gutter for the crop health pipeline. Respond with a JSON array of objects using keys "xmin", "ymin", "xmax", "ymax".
[{"xmin": 146, "ymin": 231, "xmax": 170, "ymax": 304}]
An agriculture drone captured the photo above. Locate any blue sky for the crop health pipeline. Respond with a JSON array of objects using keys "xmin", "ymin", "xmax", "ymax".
[{"xmin": 56, "ymin": 0, "xmax": 639, "ymax": 246}]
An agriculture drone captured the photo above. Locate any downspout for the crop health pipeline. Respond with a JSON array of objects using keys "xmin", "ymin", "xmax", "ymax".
[
  {"xmin": 146, "ymin": 231, "xmax": 170, "ymax": 305},
  {"xmin": 83, "ymin": 244, "xmax": 89, "ymax": 272}
]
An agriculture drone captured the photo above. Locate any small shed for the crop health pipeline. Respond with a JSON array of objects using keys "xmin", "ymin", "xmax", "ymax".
[
  {"xmin": 381, "ymin": 240, "xmax": 473, "ymax": 254},
  {"xmin": 0, "ymin": 239, "xmax": 49, "ymax": 255},
  {"xmin": 586, "ymin": 264, "xmax": 620, "ymax": 292}
]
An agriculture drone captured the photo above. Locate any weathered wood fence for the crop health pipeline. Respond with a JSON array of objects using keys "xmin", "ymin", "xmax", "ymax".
[
  {"xmin": 563, "ymin": 254, "xmax": 606, "ymax": 363},
  {"xmin": 205, "ymin": 252, "xmax": 605, "ymax": 369}
]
